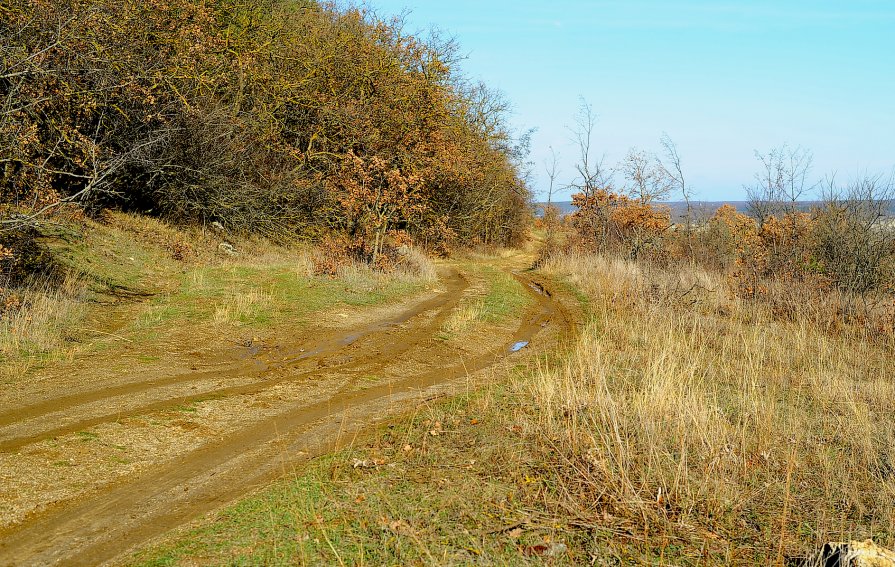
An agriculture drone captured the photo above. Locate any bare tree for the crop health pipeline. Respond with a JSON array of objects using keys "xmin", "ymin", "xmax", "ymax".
[
  {"xmin": 659, "ymin": 134, "xmax": 693, "ymax": 216},
  {"xmin": 618, "ymin": 147, "xmax": 671, "ymax": 204},
  {"xmin": 568, "ymin": 98, "xmax": 609, "ymax": 197},
  {"xmin": 746, "ymin": 145, "xmax": 816, "ymax": 225},
  {"xmin": 460, "ymin": 81, "xmax": 512, "ymax": 143},
  {"xmin": 814, "ymin": 172, "xmax": 895, "ymax": 305},
  {"xmin": 543, "ymin": 146, "xmax": 560, "ymax": 207},
  {"xmin": 658, "ymin": 133, "xmax": 695, "ymax": 255},
  {"xmin": 529, "ymin": 145, "xmax": 564, "ymax": 263}
]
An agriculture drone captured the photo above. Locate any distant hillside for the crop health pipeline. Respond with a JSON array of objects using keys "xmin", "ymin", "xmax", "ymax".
[
  {"xmin": 538, "ymin": 200, "xmax": 895, "ymax": 221},
  {"xmin": 538, "ymin": 201, "xmax": 753, "ymax": 219}
]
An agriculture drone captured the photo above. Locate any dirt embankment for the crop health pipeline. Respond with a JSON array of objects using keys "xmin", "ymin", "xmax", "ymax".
[{"xmin": 0, "ymin": 255, "xmax": 573, "ymax": 566}]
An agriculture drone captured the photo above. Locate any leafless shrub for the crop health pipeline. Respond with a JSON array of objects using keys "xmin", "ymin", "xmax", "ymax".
[
  {"xmin": 746, "ymin": 145, "xmax": 817, "ymax": 225},
  {"xmin": 813, "ymin": 173, "xmax": 895, "ymax": 304}
]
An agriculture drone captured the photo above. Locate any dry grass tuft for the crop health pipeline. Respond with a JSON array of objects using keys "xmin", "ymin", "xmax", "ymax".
[
  {"xmin": 440, "ymin": 303, "xmax": 481, "ymax": 336},
  {"xmin": 0, "ymin": 275, "xmax": 87, "ymax": 377},
  {"xmin": 524, "ymin": 252, "xmax": 895, "ymax": 562},
  {"xmin": 396, "ymin": 247, "xmax": 438, "ymax": 283},
  {"xmin": 212, "ymin": 288, "xmax": 273, "ymax": 326}
]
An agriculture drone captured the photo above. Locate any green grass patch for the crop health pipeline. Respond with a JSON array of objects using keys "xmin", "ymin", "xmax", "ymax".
[
  {"xmin": 152, "ymin": 264, "xmax": 421, "ymax": 333},
  {"xmin": 4, "ymin": 213, "xmax": 429, "ymax": 381},
  {"xmin": 52, "ymin": 222, "xmax": 177, "ymax": 296},
  {"xmin": 439, "ymin": 263, "xmax": 533, "ymax": 340},
  {"xmin": 556, "ymin": 278, "xmax": 591, "ymax": 314},
  {"xmin": 477, "ymin": 266, "xmax": 531, "ymax": 323},
  {"xmin": 130, "ymin": 378, "xmax": 580, "ymax": 567}
]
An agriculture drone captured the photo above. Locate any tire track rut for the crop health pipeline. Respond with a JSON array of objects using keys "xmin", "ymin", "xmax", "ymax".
[
  {"xmin": 0, "ymin": 266, "xmax": 572, "ymax": 566},
  {"xmin": 0, "ymin": 271, "xmax": 469, "ymax": 452}
]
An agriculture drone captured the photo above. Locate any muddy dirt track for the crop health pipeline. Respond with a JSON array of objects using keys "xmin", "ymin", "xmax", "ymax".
[{"xmin": 0, "ymin": 262, "xmax": 572, "ymax": 566}]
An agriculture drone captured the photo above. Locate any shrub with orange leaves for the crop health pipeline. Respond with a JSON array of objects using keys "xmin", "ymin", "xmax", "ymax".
[
  {"xmin": 1, "ymin": 0, "xmax": 531, "ymax": 270},
  {"xmin": 330, "ymin": 153, "xmax": 426, "ymax": 266},
  {"xmin": 758, "ymin": 212, "xmax": 817, "ymax": 279},
  {"xmin": 1, "ymin": 244, "xmax": 20, "ymax": 317},
  {"xmin": 700, "ymin": 205, "xmax": 832, "ymax": 298},
  {"xmin": 312, "ymin": 235, "xmax": 367, "ymax": 277},
  {"xmin": 702, "ymin": 205, "xmax": 763, "ymax": 295},
  {"xmin": 570, "ymin": 189, "xmax": 670, "ymax": 259}
]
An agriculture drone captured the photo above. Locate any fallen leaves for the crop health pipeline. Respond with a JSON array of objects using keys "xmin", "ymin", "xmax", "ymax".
[{"xmin": 351, "ymin": 457, "xmax": 386, "ymax": 469}]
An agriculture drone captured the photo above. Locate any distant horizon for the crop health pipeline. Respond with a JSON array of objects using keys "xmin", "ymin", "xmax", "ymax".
[
  {"xmin": 373, "ymin": 1, "xmax": 895, "ymax": 202},
  {"xmin": 537, "ymin": 198, "xmax": 895, "ymax": 204},
  {"xmin": 534, "ymin": 198, "xmax": 895, "ymax": 219}
]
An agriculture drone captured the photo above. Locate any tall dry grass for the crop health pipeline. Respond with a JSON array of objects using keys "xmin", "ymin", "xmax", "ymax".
[
  {"xmin": 526, "ymin": 253, "xmax": 895, "ymax": 563},
  {"xmin": 0, "ymin": 276, "xmax": 87, "ymax": 377}
]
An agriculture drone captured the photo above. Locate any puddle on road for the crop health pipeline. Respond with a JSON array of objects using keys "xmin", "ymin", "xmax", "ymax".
[{"xmin": 510, "ymin": 341, "xmax": 529, "ymax": 352}]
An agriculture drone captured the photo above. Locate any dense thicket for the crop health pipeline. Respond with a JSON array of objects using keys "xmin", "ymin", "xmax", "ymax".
[{"xmin": 0, "ymin": 0, "xmax": 530, "ymax": 273}]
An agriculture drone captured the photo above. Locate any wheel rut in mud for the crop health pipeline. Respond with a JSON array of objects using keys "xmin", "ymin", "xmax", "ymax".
[
  {"xmin": 0, "ymin": 270, "xmax": 470, "ymax": 453},
  {"xmin": 0, "ymin": 264, "xmax": 573, "ymax": 566}
]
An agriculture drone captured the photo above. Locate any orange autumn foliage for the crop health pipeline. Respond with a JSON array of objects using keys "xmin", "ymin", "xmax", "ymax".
[
  {"xmin": 1, "ymin": 0, "xmax": 530, "ymax": 279},
  {"xmin": 570, "ymin": 189, "xmax": 671, "ymax": 259},
  {"xmin": 703, "ymin": 205, "xmax": 832, "ymax": 298}
]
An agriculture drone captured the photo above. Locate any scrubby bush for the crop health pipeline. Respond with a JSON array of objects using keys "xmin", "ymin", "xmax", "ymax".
[
  {"xmin": 569, "ymin": 189, "xmax": 671, "ymax": 260},
  {"xmin": 566, "ymin": 176, "xmax": 895, "ymax": 336},
  {"xmin": 812, "ymin": 178, "xmax": 895, "ymax": 300},
  {"xmin": 0, "ymin": 0, "xmax": 531, "ymax": 275},
  {"xmin": 701, "ymin": 205, "xmax": 822, "ymax": 298}
]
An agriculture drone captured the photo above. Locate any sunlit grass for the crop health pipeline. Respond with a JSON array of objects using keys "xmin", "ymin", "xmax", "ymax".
[
  {"xmin": 1, "ymin": 212, "xmax": 435, "ymax": 381},
  {"xmin": 132, "ymin": 251, "xmax": 895, "ymax": 565},
  {"xmin": 440, "ymin": 262, "xmax": 532, "ymax": 339}
]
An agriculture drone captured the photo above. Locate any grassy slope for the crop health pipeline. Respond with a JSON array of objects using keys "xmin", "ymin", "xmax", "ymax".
[
  {"xmin": 1, "ymin": 212, "xmax": 430, "ymax": 381},
  {"xmin": 132, "ymin": 249, "xmax": 895, "ymax": 566}
]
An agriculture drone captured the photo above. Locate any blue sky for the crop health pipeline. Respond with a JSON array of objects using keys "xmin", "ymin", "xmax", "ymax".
[{"xmin": 369, "ymin": 1, "xmax": 895, "ymax": 201}]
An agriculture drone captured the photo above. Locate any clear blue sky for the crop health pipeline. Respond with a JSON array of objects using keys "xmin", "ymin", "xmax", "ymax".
[{"xmin": 369, "ymin": 1, "xmax": 895, "ymax": 201}]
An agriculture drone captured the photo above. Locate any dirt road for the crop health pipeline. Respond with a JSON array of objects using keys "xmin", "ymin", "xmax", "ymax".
[{"xmin": 0, "ymin": 260, "xmax": 572, "ymax": 566}]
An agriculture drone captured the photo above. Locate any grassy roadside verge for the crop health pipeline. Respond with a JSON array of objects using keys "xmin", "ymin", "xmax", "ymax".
[
  {"xmin": 437, "ymin": 253, "xmax": 535, "ymax": 342},
  {"xmin": 1, "ymin": 212, "xmax": 434, "ymax": 381},
  {"xmin": 131, "ymin": 251, "xmax": 894, "ymax": 566},
  {"xmin": 130, "ymin": 384, "xmax": 567, "ymax": 567}
]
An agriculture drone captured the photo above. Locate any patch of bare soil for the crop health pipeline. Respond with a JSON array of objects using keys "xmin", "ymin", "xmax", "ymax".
[{"xmin": 0, "ymin": 259, "xmax": 572, "ymax": 566}]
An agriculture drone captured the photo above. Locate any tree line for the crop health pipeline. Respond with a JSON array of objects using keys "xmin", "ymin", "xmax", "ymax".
[
  {"xmin": 1, "ymin": 0, "xmax": 531, "ymax": 279},
  {"xmin": 545, "ymin": 101, "xmax": 895, "ymax": 334}
]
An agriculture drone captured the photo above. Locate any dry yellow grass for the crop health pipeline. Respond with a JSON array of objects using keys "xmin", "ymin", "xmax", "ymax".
[
  {"xmin": 127, "ymin": 248, "xmax": 894, "ymax": 565},
  {"xmin": 0, "ymin": 276, "xmax": 87, "ymax": 377},
  {"xmin": 527, "ymin": 253, "xmax": 895, "ymax": 562},
  {"xmin": 212, "ymin": 288, "xmax": 273, "ymax": 326}
]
